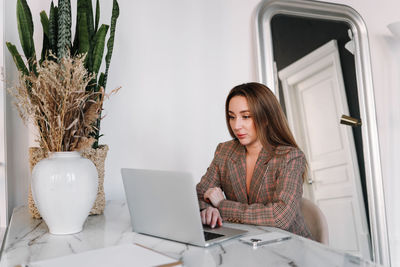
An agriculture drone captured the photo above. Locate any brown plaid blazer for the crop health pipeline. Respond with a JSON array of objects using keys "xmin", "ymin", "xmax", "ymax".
[{"xmin": 196, "ymin": 140, "xmax": 312, "ymax": 239}]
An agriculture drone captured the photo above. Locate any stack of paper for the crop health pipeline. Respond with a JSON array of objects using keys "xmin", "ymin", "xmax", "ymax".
[{"xmin": 28, "ymin": 243, "xmax": 182, "ymax": 267}]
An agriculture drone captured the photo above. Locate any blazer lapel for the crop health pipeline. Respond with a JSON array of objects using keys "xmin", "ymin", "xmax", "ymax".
[
  {"xmin": 248, "ymin": 148, "xmax": 272, "ymax": 203},
  {"xmin": 227, "ymin": 143, "xmax": 248, "ymax": 203}
]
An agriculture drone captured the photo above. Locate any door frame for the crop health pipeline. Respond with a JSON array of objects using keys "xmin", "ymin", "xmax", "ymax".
[{"xmin": 255, "ymin": 0, "xmax": 389, "ymax": 265}]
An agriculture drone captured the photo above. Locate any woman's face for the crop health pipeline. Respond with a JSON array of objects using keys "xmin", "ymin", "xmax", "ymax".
[{"xmin": 228, "ymin": 96, "xmax": 260, "ymax": 148}]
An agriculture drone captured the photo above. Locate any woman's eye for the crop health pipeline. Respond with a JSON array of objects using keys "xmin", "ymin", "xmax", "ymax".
[
  {"xmin": 243, "ymin": 115, "xmax": 251, "ymax": 119},
  {"xmin": 229, "ymin": 116, "xmax": 235, "ymax": 120}
]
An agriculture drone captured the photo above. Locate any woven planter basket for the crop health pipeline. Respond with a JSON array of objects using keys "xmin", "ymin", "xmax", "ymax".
[{"xmin": 28, "ymin": 145, "xmax": 109, "ymax": 219}]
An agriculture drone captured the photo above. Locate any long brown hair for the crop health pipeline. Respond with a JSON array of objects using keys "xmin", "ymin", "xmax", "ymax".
[{"xmin": 225, "ymin": 82, "xmax": 300, "ymax": 155}]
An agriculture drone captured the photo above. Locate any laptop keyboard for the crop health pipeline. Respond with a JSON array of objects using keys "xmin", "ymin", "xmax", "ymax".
[{"xmin": 204, "ymin": 231, "xmax": 224, "ymax": 241}]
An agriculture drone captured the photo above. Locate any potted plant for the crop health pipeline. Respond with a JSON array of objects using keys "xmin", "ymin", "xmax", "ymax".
[
  {"xmin": 9, "ymin": 52, "xmax": 105, "ymax": 234},
  {"xmin": 6, "ymin": 0, "xmax": 119, "ymax": 218}
]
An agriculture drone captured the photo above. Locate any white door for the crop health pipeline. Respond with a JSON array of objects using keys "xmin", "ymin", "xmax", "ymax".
[{"xmin": 278, "ymin": 40, "xmax": 371, "ymax": 259}]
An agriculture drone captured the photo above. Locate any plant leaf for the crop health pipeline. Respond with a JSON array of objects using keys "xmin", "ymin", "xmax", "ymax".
[
  {"xmin": 94, "ymin": 0, "xmax": 100, "ymax": 33},
  {"xmin": 98, "ymin": 72, "xmax": 105, "ymax": 89},
  {"xmin": 73, "ymin": 0, "xmax": 93, "ymax": 55},
  {"xmin": 40, "ymin": 30, "xmax": 50, "ymax": 65},
  {"xmin": 76, "ymin": 10, "xmax": 90, "ymax": 55},
  {"xmin": 103, "ymin": 0, "xmax": 119, "ymax": 89},
  {"xmin": 6, "ymin": 42, "xmax": 29, "ymax": 76},
  {"xmin": 91, "ymin": 24, "xmax": 109, "ymax": 75},
  {"xmin": 91, "ymin": 0, "xmax": 119, "ymax": 147},
  {"xmin": 49, "ymin": 2, "xmax": 58, "ymax": 56},
  {"xmin": 40, "ymin": 11, "xmax": 49, "ymax": 37},
  {"xmin": 16, "ymin": 0, "xmax": 36, "ymax": 71},
  {"xmin": 40, "ymin": 11, "xmax": 50, "ymax": 64},
  {"xmin": 57, "ymin": 0, "xmax": 71, "ymax": 58},
  {"xmin": 85, "ymin": 0, "xmax": 94, "ymax": 41}
]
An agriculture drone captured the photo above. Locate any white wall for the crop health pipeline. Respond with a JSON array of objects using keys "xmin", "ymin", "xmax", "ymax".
[
  {"xmin": 4, "ymin": 0, "xmax": 400, "ymax": 265},
  {"xmin": 0, "ymin": 0, "xmax": 8, "ymax": 228},
  {"xmin": 100, "ymin": 0, "xmax": 260, "ymax": 199},
  {"xmin": 5, "ymin": 0, "xmax": 28, "ymax": 224}
]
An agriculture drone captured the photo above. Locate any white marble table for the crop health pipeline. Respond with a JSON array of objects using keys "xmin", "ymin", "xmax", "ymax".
[{"xmin": 0, "ymin": 200, "xmax": 381, "ymax": 267}]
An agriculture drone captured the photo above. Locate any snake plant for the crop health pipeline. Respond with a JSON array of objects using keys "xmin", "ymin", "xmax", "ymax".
[{"xmin": 7, "ymin": 0, "xmax": 120, "ymax": 149}]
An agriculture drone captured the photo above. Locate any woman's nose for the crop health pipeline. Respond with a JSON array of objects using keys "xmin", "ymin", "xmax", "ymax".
[{"xmin": 233, "ymin": 118, "xmax": 242, "ymax": 130}]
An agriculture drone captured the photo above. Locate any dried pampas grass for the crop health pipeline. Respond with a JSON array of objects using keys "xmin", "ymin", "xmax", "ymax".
[{"xmin": 9, "ymin": 53, "xmax": 105, "ymax": 152}]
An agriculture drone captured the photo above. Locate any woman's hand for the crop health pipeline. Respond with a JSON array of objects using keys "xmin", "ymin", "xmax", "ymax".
[
  {"xmin": 200, "ymin": 207, "xmax": 223, "ymax": 228},
  {"xmin": 204, "ymin": 187, "xmax": 224, "ymax": 208}
]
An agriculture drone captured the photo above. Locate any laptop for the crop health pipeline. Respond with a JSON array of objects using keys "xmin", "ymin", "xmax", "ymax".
[{"xmin": 121, "ymin": 168, "xmax": 247, "ymax": 247}]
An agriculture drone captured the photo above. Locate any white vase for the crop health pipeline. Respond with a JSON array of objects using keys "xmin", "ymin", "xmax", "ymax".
[{"xmin": 31, "ymin": 151, "xmax": 98, "ymax": 235}]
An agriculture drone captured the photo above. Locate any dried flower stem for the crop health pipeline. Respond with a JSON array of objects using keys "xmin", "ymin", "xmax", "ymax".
[{"xmin": 9, "ymin": 52, "xmax": 105, "ymax": 152}]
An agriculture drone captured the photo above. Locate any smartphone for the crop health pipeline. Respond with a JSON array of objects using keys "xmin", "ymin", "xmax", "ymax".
[{"xmin": 240, "ymin": 232, "xmax": 292, "ymax": 248}]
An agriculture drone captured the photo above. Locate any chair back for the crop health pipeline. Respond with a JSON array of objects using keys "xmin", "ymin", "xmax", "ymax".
[{"xmin": 301, "ymin": 198, "xmax": 329, "ymax": 245}]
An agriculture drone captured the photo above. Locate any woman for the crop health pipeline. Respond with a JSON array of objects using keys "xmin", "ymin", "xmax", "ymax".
[{"xmin": 196, "ymin": 82, "xmax": 312, "ymax": 239}]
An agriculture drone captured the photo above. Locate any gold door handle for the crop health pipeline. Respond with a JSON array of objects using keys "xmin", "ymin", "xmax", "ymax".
[{"xmin": 340, "ymin": 115, "xmax": 362, "ymax": 127}]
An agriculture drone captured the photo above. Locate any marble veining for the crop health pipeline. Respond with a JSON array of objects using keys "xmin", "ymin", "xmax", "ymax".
[{"xmin": 0, "ymin": 200, "xmax": 382, "ymax": 267}]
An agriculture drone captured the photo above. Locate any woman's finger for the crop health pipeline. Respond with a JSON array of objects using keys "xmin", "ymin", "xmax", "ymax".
[
  {"xmin": 211, "ymin": 210, "xmax": 218, "ymax": 228},
  {"xmin": 217, "ymin": 214, "xmax": 223, "ymax": 226},
  {"xmin": 206, "ymin": 208, "xmax": 213, "ymax": 225},
  {"xmin": 200, "ymin": 210, "xmax": 206, "ymax": 224}
]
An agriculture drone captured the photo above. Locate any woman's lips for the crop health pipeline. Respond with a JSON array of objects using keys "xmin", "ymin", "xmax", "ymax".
[{"xmin": 237, "ymin": 134, "xmax": 246, "ymax": 139}]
